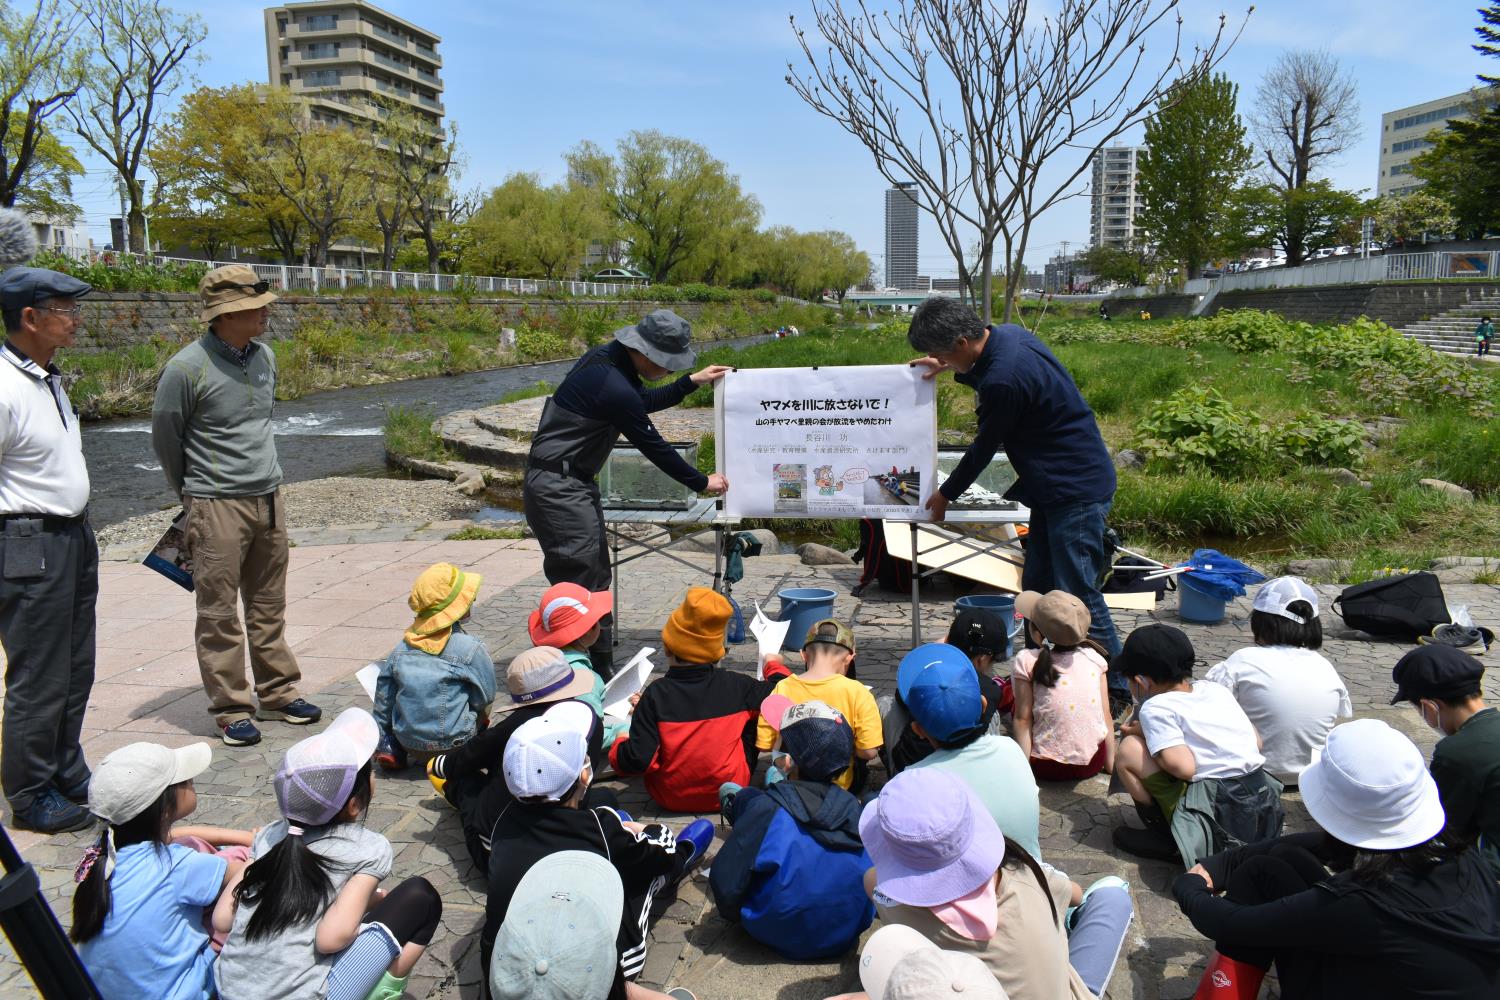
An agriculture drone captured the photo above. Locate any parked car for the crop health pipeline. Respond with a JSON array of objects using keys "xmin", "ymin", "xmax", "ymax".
[{"xmin": 1245, "ymin": 258, "xmax": 1270, "ymax": 270}]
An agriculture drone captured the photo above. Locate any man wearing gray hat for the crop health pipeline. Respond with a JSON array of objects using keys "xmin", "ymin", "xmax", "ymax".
[
  {"xmin": 0, "ymin": 264, "xmax": 98, "ymax": 833},
  {"xmin": 524, "ymin": 309, "xmax": 729, "ymax": 675}
]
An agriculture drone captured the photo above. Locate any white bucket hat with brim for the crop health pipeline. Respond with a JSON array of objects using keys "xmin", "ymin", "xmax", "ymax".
[
  {"xmin": 613, "ymin": 308, "xmax": 697, "ymax": 371},
  {"xmin": 1299, "ymin": 718, "xmax": 1446, "ymax": 850},
  {"xmin": 199, "ymin": 263, "xmax": 278, "ymax": 323}
]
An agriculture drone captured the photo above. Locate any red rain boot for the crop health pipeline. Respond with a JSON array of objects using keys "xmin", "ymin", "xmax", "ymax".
[{"xmin": 1192, "ymin": 952, "xmax": 1267, "ymax": 999}]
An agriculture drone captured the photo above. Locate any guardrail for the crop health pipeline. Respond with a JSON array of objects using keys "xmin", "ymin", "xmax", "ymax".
[
  {"xmin": 1110, "ymin": 251, "xmax": 1500, "ymax": 299},
  {"xmin": 45, "ymin": 245, "xmax": 650, "ymax": 298}
]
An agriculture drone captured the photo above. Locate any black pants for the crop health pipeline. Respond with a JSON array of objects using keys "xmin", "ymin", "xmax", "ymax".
[
  {"xmin": 1216, "ymin": 844, "xmax": 1329, "ymax": 998},
  {"xmin": 448, "ymin": 773, "xmax": 620, "ymax": 872},
  {"xmin": 523, "ymin": 470, "xmax": 615, "ymax": 675},
  {"xmin": 0, "ymin": 520, "xmax": 97, "ymax": 812}
]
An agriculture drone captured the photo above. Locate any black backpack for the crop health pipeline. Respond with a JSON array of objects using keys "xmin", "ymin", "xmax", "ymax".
[
  {"xmin": 852, "ymin": 518, "xmax": 913, "ymax": 596},
  {"xmin": 1333, "ymin": 572, "xmax": 1452, "ymax": 640},
  {"xmin": 1100, "ymin": 553, "xmax": 1175, "ymax": 601}
]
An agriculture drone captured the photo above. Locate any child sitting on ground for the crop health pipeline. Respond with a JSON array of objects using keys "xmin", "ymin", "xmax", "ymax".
[
  {"xmin": 73, "ymin": 741, "xmax": 244, "ymax": 999},
  {"xmin": 214, "ymin": 708, "xmax": 443, "ymax": 1000},
  {"xmin": 1111, "ymin": 624, "xmax": 1284, "ymax": 866},
  {"xmin": 757, "ymin": 620, "xmax": 882, "ymax": 791},
  {"xmin": 610, "ymin": 587, "xmax": 790, "ymax": 812},
  {"xmin": 1204, "ymin": 576, "xmax": 1351, "ymax": 786},
  {"xmin": 884, "ymin": 606, "xmax": 1010, "ymax": 776},
  {"xmin": 483, "ymin": 701, "xmax": 713, "ymax": 990},
  {"xmin": 1391, "ymin": 643, "xmax": 1500, "ymax": 877},
  {"xmin": 713, "ymin": 700, "xmax": 875, "ymax": 959},
  {"xmin": 1011, "ymin": 590, "xmax": 1114, "ymax": 781},
  {"xmin": 529, "ymin": 582, "xmax": 628, "ymax": 744},
  {"xmin": 373, "ymin": 563, "xmax": 496, "ymax": 771}
]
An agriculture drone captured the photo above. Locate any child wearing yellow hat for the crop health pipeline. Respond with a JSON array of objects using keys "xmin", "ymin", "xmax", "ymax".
[
  {"xmin": 373, "ymin": 563, "xmax": 498, "ymax": 770},
  {"xmin": 610, "ymin": 588, "xmax": 791, "ymax": 811}
]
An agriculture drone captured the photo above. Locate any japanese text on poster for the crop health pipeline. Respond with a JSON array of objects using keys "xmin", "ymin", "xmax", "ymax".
[{"xmin": 715, "ymin": 364, "xmax": 936, "ymax": 519}]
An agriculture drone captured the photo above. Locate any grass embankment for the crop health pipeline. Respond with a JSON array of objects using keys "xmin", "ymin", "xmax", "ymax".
[
  {"xmin": 68, "ymin": 297, "xmax": 836, "ymax": 420},
  {"xmin": 649, "ymin": 312, "xmax": 1500, "ymax": 579}
]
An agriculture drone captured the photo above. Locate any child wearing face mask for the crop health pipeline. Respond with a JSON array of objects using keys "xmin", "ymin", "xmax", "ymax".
[
  {"xmin": 1392, "ymin": 643, "xmax": 1500, "ymax": 878},
  {"xmin": 479, "ymin": 701, "xmax": 715, "ymax": 994}
]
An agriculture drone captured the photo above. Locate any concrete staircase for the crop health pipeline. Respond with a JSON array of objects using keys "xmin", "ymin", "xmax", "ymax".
[{"xmin": 1398, "ymin": 293, "xmax": 1500, "ymax": 357}]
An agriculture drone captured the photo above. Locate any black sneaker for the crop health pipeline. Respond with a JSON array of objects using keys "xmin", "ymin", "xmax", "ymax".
[
  {"xmin": 58, "ymin": 774, "xmax": 93, "ymax": 805},
  {"xmin": 1111, "ymin": 823, "xmax": 1181, "ymax": 862},
  {"xmin": 221, "ymin": 718, "xmax": 263, "ymax": 747},
  {"xmin": 257, "ymin": 698, "xmax": 322, "ymax": 725},
  {"xmin": 11, "ymin": 790, "xmax": 94, "ymax": 834}
]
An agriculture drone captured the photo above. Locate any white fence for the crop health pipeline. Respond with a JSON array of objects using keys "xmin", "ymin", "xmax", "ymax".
[
  {"xmin": 46, "ymin": 244, "xmax": 650, "ymax": 298},
  {"xmin": 1112, "ymin": 251, "xmax": 1500, "ymax": 300}
]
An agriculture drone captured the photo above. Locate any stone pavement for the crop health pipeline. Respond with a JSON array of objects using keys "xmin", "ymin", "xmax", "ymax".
[{"xmin": 1, "ymin": 523, "xmax": 1496, "ymax": 999}]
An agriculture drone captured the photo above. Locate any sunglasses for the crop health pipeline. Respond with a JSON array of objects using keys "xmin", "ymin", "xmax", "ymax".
[{"xmin": 212, "ymin": 279, "xmax": 271, "ymax": 295}]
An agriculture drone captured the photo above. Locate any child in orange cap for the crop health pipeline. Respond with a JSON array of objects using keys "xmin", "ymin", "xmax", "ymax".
[
  {"xmin": 610, "ymin": 588, "xmax": 791, "ymax": 812},
  {"xmin": 530, "ymin": 582, "xmax": 624, "ymax": 743}
]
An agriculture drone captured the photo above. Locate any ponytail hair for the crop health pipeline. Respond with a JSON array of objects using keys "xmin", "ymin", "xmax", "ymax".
[
  {"xmin": 71, "ymin": 783, "xmax": 182, "ymax": 944},
  {"xmin": 1030, "ymin": 638, "xmax": 1110, "ymax": 689},
  {"xmin": 235, "ymin": 762, "xmax": 373, "ymax": 941}
]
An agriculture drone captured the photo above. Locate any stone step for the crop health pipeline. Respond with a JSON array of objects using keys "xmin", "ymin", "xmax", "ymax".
[{"xmin": 434, "ymin": 409, "xmax": 532, "ymax": 469}]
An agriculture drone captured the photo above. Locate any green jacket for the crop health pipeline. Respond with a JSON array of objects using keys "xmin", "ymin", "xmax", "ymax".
[{"xmin": 150, "ymin": 332, "xmax": 282, "ymax": 498}]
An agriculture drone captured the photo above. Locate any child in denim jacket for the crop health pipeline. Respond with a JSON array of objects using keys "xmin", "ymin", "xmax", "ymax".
[{"xmin": 374, "ymin": 563, "xmax": 497, "ymax": 770}]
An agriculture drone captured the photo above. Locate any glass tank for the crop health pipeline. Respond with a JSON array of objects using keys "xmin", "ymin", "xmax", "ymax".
[
  {"xmin": 599, "ymin": 443, "xmax": 700, "ymax": 510},
  {"xmin": 935, "ymin": 446, "xmax": 1020, "ymax": 510}
]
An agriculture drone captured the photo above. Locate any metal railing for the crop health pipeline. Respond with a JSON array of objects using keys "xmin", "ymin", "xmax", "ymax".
[
  {"xmin": 1109, "ymin": 251, "xmax": 1500, "ymax": 299},
  {"xmin": 46, "ymin": 245, "xmax": 653, "ymax": 298}
]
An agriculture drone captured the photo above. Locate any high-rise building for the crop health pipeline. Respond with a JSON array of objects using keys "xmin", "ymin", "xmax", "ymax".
[
  {"xmin": 1377, "ymin": 89, "xmax": 1489, "ymax": 197},
  {"xmin": 263, "ymin": 2, "xmax": 444, "ymax": 134},
  {"xmin": 884, "ymin": 182, "xmax": 919, "ymax": 290},
  {"xmin": 1090, "ymin": 145, "xmax": 1146, "ymax": 249}
]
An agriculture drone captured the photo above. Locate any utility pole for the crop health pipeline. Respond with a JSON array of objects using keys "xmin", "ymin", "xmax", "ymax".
[{"xmin": 115, "ymin": 176, "xmax": 128, "ymax": 253}]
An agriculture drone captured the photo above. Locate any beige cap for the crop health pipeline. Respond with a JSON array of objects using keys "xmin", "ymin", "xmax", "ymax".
[
  {"xmin": 89, "ymin": 742, "xmax": 212, "ymax": 825},
  {"xmin": 199, "ymin": 263, "xmax": 278, "ymax": 323}
]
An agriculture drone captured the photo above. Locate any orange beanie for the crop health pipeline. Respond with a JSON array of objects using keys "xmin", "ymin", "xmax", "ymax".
[{"xmin": 662, "ymin": 587, "xmax": 732, "ymax": 664}]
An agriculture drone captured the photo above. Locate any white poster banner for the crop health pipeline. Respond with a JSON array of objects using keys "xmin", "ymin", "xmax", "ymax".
[{"xmin": 717, "ymin": 364, "xmax": 936, "ymax": 519}]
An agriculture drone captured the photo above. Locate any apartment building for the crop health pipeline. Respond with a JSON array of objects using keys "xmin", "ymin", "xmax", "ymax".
[
  {"xmin": 1089, "ymin": 145, "xmax": 1146, "ymax": 249},
  {"xmin": 884, "ymin": 182, "xmax": 919, "ymax": 290},
  {"xmin": 1377, "ymin": 89, "xmax": 1487, "ymax": 197}
]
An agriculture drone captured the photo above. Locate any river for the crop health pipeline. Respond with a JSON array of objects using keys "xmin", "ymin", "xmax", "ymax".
[{"xmin": 83, "ymin": 335, "xmax": 773, "ymax": 527}]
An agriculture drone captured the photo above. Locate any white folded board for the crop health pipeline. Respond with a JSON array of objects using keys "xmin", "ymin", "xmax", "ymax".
[
  {"xmin": 602, "ymin": 647, "xmax": 657, "ymax": 723},
  {"xmin": 749, "ymin": 601, "xmax": 792, "ymax": 680},
  {"xmin": 355, "ymin": 662, "xmax": 381, "ymax": 703}
]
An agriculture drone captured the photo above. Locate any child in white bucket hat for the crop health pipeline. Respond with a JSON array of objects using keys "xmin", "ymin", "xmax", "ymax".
[{"xmin": 1174, "ymin": 718, "xmax": 1500, "ymax": 999}]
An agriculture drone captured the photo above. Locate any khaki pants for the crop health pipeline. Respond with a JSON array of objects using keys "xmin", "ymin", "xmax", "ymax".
[{"xmin": 186, "ymin": 491, "xmax": 301, "ymax": 725}]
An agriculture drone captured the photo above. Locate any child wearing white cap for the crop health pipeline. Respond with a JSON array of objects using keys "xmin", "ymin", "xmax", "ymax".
[
  {"xmin": 71, "ymin": 741, "xmax": 238, "ymax": 1000},
  {"xmin": 1174, "ymin": 719, "xmax": 1500, "ymax": 999},
  {"xmin": 212, "ymin": 708, "xmax": 444, "ymax": 1000},
  {"xmin": 1204, "ymin": 576, "xmax": 1352, "ymax": 785}
]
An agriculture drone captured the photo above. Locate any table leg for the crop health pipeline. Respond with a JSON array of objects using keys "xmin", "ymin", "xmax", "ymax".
[
  {"xmin": 712, "ymin": 526, "xmax": 725, "ymax": 593},
  {"xmin": 910, "ymin": 522, "xmax": 921, "ymax": 648},
  {"xmin": 612, "ymin": 529, "xmax": 622, "ymax": 649}
]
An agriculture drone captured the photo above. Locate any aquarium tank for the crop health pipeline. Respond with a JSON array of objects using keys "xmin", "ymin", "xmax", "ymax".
[
  {"xmin": 935, "ymin": 446, "xmax": 1019, "ymax": 510},
  {"xmin": 599, "ymin": 443, "xmax": 700, "ymax": 510}
]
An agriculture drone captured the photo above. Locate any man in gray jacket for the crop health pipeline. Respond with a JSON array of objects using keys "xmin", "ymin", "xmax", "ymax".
[{"xmin": 151, "ymin": 265, "xmax": 321, "ymax": 746}]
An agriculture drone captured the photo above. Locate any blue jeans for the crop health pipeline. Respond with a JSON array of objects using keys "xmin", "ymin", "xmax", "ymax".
[
  {"xmin": 1022, "ymin": 500, "xmax": 1123, "ymax": 680},
  {"xmin": 1067, "ymin": 881, "xmax": 1134, "ymax": 995}
]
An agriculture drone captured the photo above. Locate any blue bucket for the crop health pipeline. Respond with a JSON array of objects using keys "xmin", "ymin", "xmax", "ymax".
[
  {"xmin": 954, "ymin": 594, "xmax": 1021, "ymax": 655},
  {"xmin": 1178, "ymin": 574, "xmax": 1227, "ymax": 624},
  {"xmin": 777, "ymin": 587, "xmax": 838, "ymax": 650}
]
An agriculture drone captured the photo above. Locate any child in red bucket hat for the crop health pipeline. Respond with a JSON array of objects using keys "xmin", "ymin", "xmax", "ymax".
[{"xmin": 529, "ymin": 583, "xmax": 624, "ymax": 742}]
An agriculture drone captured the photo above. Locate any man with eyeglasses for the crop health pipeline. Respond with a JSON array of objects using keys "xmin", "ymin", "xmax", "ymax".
[
  {"xmin": 151, "ymin": 264, "xmax": 321, "ymax": 747},
  {"xmin": 0, "ymin": 265, "xmax": 99, "ymax": 832}
]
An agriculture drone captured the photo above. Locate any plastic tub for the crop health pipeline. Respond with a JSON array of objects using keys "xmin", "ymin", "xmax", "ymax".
[
  {"xmin": 954, "ymin": 593, "xmax": 1021, "ymax": 655},
  {"xmin": 1178, "ymin": 574, "xmax": 1227, "ymax": 624},
  {"xmin": 777, "ymin": 587, "xmax": 838, "ymax": 650}
]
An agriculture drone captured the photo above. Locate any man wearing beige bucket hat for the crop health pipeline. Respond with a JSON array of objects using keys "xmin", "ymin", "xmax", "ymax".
[{"xmin": 151, "ymin": 265, "xmax": 321, "ymax": 747}]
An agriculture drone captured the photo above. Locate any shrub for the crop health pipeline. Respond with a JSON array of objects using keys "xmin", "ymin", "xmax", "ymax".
[
  {"xmin": 514, "ymin": 327, "xmax": 574, "ymax": 363},
  {"xmin": 293, "ymin": 318, "xmax": 358, "ymax": 366},
  {"xmin": 382, "ymin": 404, "xmax": 452, "ymax": 463},
  {"xmin": 1135, "ymin": 387, "xmax": 1271, "ymax": 476},
  {"xmin": 1276, "ymin": 415, "xmax": 1366, "ymax": 468}
]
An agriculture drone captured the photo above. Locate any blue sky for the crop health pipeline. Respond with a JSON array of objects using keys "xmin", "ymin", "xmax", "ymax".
[{"xmin": 66, "ymin": 0, "xmax": 1495, "ymax": 275}]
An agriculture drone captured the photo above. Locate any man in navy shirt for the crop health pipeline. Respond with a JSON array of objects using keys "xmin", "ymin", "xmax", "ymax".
[
  {"xmin": 524, "ymin": 310, "xmax": 728, "ymax": 674},
  {"xmin": 907, "ymin": 297, "xmax": 1122, "ymax": 673}
]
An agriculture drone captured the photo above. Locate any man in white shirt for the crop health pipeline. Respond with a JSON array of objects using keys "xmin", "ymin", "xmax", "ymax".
[{"xmin": 0, "ymin": 265, "xmax": 97, "ymax": 833}]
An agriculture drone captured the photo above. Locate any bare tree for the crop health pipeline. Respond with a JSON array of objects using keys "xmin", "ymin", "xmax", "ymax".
[
  {"xmin": 0, "ymin": 1, "xmax": 83, "ymax": 211},
  {"xmin": 788, "ymin": 0, "xmax": 1244, "ymax": 322},
  {"xmin": 1250, "ymin": 49, "xmax": 1360, "ymax": 266},
  {"xmin": 67, "ymin": 0, "xmax": 204, "ymax": 253}
]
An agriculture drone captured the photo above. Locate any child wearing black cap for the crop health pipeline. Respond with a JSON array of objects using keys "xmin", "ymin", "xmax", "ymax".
[
  {"xmin": 1111, "ymin": 624, "xmax": 1283, "ymax": 866},
  {"xmin": 1392, "ymin": 643, "xmax": 1500, "ymax": 877}
]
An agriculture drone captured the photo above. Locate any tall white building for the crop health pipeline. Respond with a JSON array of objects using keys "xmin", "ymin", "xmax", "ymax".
[
  {"xmin": 1090, "ymin": 145, "xmax": 1146, "ymax": 249},
  {"xmin": 883, "ymin": 182, "xmax": 919, "ymax": 290},
  {"xmin": 1377, "ymin": 90, "xmax": 1487, "ymax": 197}
]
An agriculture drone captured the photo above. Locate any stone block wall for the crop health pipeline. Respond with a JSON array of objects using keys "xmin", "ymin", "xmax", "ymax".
[{"xmin": 69, "ymin": 294, "xmax": 722, "ymax": 355}]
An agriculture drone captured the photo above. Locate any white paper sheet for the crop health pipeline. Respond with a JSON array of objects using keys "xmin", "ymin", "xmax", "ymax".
[
  {"xmin": 602, "ymin": 647, "xmax": 657, "ymax": 722},
  {"xmin": 750, "ymin": 601, "xmax": 791, "ymax": 680},
  {"xmin": 355, "ymin": 662, "xmax": 381, "ymax": 703}
]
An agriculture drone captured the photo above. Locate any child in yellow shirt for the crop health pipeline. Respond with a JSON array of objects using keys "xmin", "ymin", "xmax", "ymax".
[{"xmin": 758, "ymin": 619, "xmax": 882, "ymax": 790}]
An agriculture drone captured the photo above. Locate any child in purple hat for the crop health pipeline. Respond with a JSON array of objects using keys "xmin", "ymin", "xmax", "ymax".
[{"xmin": 863, "ymin": 768, "xmax": 1133, "ymax": 1000}]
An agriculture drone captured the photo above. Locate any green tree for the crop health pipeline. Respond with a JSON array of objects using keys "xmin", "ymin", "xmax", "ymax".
[
  {"xmin": 1370, "ymin": 189, "xmax": 1456, "ymax": 246},
  {"xmin": 0, "ymin": 0, "xmax": 82, "ymax": 212},
  {"xmin": 1236, "ymin": 180, "xmax": 1365, "ymax": 261},
  {"xmin": 1135, "ymin": 73, "xmax": 1253, "ymax": 280},
  {"xmin": 67, "ymin": 0, "xmax": 205, "ymax": 253},
  {"xmin": 1412, "ymin": 7, "xmax": 1500, "ymax": 238},
  {"xmin": 1478, "ymin": 1, "xmax": 1500, "ymax": 86},
  {"xmin": 469, "ymin": 174, "xmax": 608, "ymax": 279},
  {"xmin": 1078, "ymin": 243, "xmax": 1161, "ymax": 288}
]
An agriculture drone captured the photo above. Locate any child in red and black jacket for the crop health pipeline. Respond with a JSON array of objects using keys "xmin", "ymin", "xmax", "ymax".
[{"xmin": 610, "ymin": 587, "xmax": 790, "ymax": 812}]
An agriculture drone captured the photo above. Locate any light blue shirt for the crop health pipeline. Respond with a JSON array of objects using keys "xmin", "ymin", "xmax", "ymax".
[
  {"xmin": 909, "ymin": 733, "xmax": 1043, "ymax": 862},
  {"xmin": 78, "ymin": 842, "xmax": 226, "ymax": 1000}
]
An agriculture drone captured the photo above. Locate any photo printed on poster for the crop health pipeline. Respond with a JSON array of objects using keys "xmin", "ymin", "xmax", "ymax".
[{"xmin": 715, "ymin": 364, "xmax": 937, "ymax": 519}]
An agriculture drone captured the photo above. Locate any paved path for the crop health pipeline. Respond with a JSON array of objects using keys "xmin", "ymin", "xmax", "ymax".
[{"xmin": 1, "ymin": 524, "xmax": 1496, "ymax": 999}]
